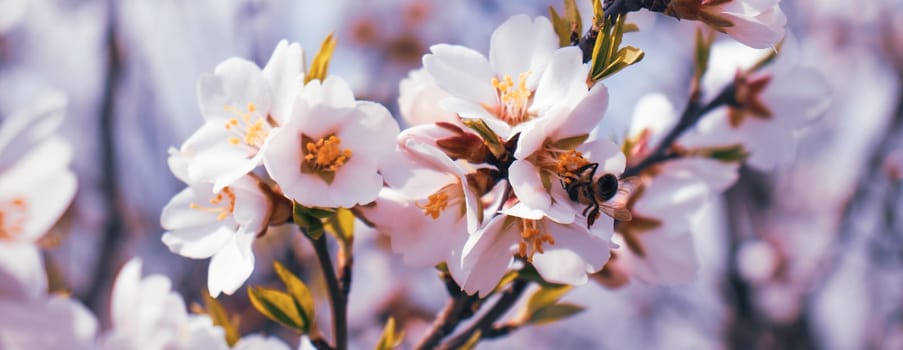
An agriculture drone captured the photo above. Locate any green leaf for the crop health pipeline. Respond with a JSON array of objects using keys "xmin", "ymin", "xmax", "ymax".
[
  {"xmin": 593, "ymin": 46, "xmax": 644, "ymax": 81},
  {"xmin": 293, "ymin": 202, "xmax": 335, "ymax": 239},
  {"xmin": 526, "ymin": 303, "xmax": 585, "ymax": 325},
  {"xmin": 693, "ymin": 28, "xmax": 714, "ymax": 82},
  {"xmin": 492, "ymin": 270, "xmax": 521, "ymax": 295},
  {"xmin": 622, "ymin": 23, "xmax": 640, "ymax": 33},
  {"xmin": 203, "ymin": 293, "xmax": 240, "ymax": 346},
  {"xmin": 325, "ymin": 207, "xmax": 355, "ymax": 243},
  {"xmin": 248, "ymin": 286, "xmax": 307, "ymax": 332},
  {"xmin": 461, "ymin": 119, "xmax": 506, "ymax": 159},
  {"xmin": 458, "ymin": 330, "xmax": 482, "ymax": 350},
  {"xmin": 524, "ymin": 284, "xmax": 572, "ymax": 317},
  {"xmin": 305, "ymin": 33, "xmax": 337, "ymax": 84},
  {"xmin": 750, "ymin": 40, "xmax": 783, "ymax": 73},
  {"xmin": 706, "ymin": 144, "xmax": 749, "ymax": 163},
  {"xmin": 273, "ymin": 261, "xmax": 315, "ymax": 332},
  {"xmin": 548, "ymin": 0, "xmax": 583, "ymax": 47},
  {"xmin": 550, "ymin": 134, "xmax": 590, "ymax": 151},
  {"xmin": 374, "ymin": 317, "xmax": 405, "ymax": 350}
]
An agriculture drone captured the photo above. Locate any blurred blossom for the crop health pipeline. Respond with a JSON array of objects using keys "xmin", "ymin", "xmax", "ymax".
[
  {"xmin": 102, "ymin": 259, "xmax": 228, "ymax": 350},
  {"xmin": 0, "ymin": 0, "xmax": 26, "ymax": 34}
]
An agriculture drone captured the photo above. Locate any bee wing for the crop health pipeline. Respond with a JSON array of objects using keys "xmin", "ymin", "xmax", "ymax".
[{"xmin": 599, "ymin": 176, "xmax": 643, "ymax": 222}]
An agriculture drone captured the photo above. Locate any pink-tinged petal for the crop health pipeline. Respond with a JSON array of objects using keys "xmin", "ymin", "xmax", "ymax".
[
  {"xmin": 109, "ymin": 259, "xmax": 143, "ymax": 325},
  {"xmin": 489, "ymin": 15, "xmax": 558, "ymax": 84},
  {"xmin": 304, "ymin": 76, "xmax": 357, "ymax": 109},
  {"xmin": 160, "ymin": 186, "xmax": 226, "ymax": 230},
  {"xmin": 661, "ymin": 157, "xmax": 739, "ymax": 192},
  {"xmin": 532, "ymin": 222, "xmax": 612, "ymax": 285},
  {"xmin": 501, "ymin": 202, "xmax": 546, "ymax": 221},
  {"xmin": 162, "ymin": 224, "xmax": 235, "ymax": 259},
  {"xmin": 552, "ymin": 82, "xmax": 610, "ymax": 141},
  {"xmin": 197, "ymin": 58, "xmax": 272, "ymax": 121},
  {"xmin": 0, "ymin": 297, "xmax": 98, "ymax": 350},
  {"xmin": 745, "ymin": 124, "xmax": 795, "ymax": 170},
  {"xmin": 513, "ymin": 116, "xmax": 553, "ymax": 159},
  {"xmin": 634, "ymin": 173, "xmax": 709, "ymax": 228},
  {"xmin": 0, "ymin": 138, "xmax": 76, "ymax": 243},
  {"xmin": 461, "ymin": 216, "xmax": 519, "ymax": 296},
  {"xmin": 580, "ymin": 139, "xmax": 626, "ymax": 176},
  {"xmin": 764, "ymin": 68, "xmax": 831, "ymax": 125},
  {"xmin": 0, "ymin": 92, "xmax": 66, "ymax": 169},
  {"xmin": 531, "ymin": 47, "xmax": 590, "ymax": 113},
  {"xmin": 0, "ymin": 243, "xmax": 45, "ymax": 302},
  {"xmin": 207, "ymin": 232, "xmax": 255, "ymax": 297},
  {"xmin": 629, "ymin": 93, "xmax": 677, "ymax": 148},
  {"xmin": 398, "ymin": 68, "xmax": 459, "ymax": 126},
  {"xmin": 381, "ymin": 150, "xmax": 456, "ymax": 199},
  {"xmin": 231, "ymin": 176, "xmax": 273, "ymax": 235},
  {"xmin": 326, "ymin": 156, "xmax": 384, "ymax": 207},
  {"xmin": 233, "ymin": 334, "xmax": 291, "ymax": 350},
  {"xmin": 623, "ymin": 229, "xmax": 700, "ymax": 285},
  {"xmin": 423, "ymin": 44, "xmax": 496, "ymax": 105},
  {"xmin": 721, "ymin": 5, "xmax": 786, "ymax": 49},
  {"xmin": 262, "ymin": 40, "xmax": 305, "ymax": 125},
  {"xmin": 508, "ymin": 160, "xmax": 551, "ymax": 211},
  {"xmin": 347, "ymin": 101, "xmax": 400, "ymax": 162}
]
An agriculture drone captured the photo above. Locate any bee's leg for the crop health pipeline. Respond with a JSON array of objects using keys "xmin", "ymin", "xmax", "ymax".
[{"xmin": 586, "ymin": 204, "xmax": 600, "ymax": 228}]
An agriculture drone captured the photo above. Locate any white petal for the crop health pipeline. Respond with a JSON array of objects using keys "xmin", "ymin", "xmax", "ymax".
[
  {"xmin": 461, "ymin": 216, "xmax": 519, "ymax": 296},
  {"xmin": 207, "ymin": 232, "xmax": 256, "ymax": 297},
  {"xmin": 531, "ymin": 47, "xmax": 590, "ymax": 113},
  {"xmin": 262, "ymin": 40, "xmax": 305, "ymax": 124},
  {"xmin": 0, "ymin": 243, "xmax": 45, "ymax": 301},
  {"xmin": 489, "ymin": 15, "xmax": 558, "ymax": 82},
  {"xmin": 423, "ymin": 44, "xmax": 496, "ymax": 105},
  {"xmin": 508, "ymin": 160, "xmax": 551, "ymax": 211},
  {"xmin": 531, "ymin": 222, "xmax": 612, "ymax": 285},
  {"xmin": 198, "ymin": 58, "xmax": 272, "ymax": 121},
  {"xmin": 162, "ymin": 225, "xmax": 236, "ymax": 259}
]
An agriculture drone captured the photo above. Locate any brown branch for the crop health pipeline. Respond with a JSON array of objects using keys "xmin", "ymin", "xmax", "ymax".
[
  {"xmin": 414, "ymin": 276, "xmax": 480, "ymax": 350},
  {"xmin": 309, "ymin": 235, "xmax": 348, "ymax": 350},
  {"xmin": 439, "ymin": 279, "xmax": 529, "ymax": 350}
]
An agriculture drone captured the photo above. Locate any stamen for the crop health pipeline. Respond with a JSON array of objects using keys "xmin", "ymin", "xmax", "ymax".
[
  {"xmin": 189, "ymin": 187, "xmax": 236, "ymax": 221},
  {"xmin": 303, "ymin": 135, "xmax": 352, "ymax": 173},
  {"xmin": 490, "ymin": 72, "xmax": 533, "ymax": 125},
  {"xmin": 417, "ymin": 192, "xmax": 449, "ymax": 219},
  {"xmin": 0, "ymin": 197, "xmax": 28, "ymax": 241},
  {"xmin": 223, "ymin": 103, "xmax": 270, "ymax": 151},
  {"xmin": 517, "ymin": 220, "xmax": 555, "ymax": 262}
]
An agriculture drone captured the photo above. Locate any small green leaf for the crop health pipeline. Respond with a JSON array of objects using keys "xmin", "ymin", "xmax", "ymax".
[
  {"xmin": 374, "ymin": 317, "xmax": 405, "ymax": 350},
  {"xmin": 293, "ymin": 202, "xmax": 335, "ymax": 239},
  {"xmin": 203, "ymin": 293, "xmax": 240, "ymax": 346},
  {"xmin": 706, "ymin": 144, "xmax": 749, "ymax": 163},
  {"xmin": 622, "ymin": 23, "xmax": 640, "ymax": 33},
  {"xmin": 325, "ymin": 207, "xmax": 355, "ymax": 243},
  {"xmin": 305, "ymin": 33, "xmax": 337, "ymax": 83},
  {"xmin": 273, "ymin": 261, "xmax": 315, "ymax": 332},
  {"xmin": 461, "ymin": 119, "xmax": 507, "ymax": 159},
  {"xmin": 492, "ymin": 271, "xmax": 521, "ymax": 295},
  {"xmin": 527, "ymin": 303, "xmax": 585, "ymax": 325},
  {"xmin": 458, "ymin": 330, "xmax": 482, "ymax": 350},
  {"xmin": 248, "ymin": 286, "xmax": 307, "ymax": 332},
  {"xmin": 524, "ymin": 284, "xmax": 572, "ymax": 317},
  {"xmin": 593, "ymin": 46, "xmax": 644, "ymax": 81},
  {"xmin": 750, "ymin": 40, "xmax": 783, "ymax": 73},
  {"xmin": 548, "ymin": 7, "xmax": 571, "ymax": 47},
  {"xmin": 550, "ymin": 134, "xmax": 590, "ymax": 151},
  {"xmin": 693, "ymin": 28, "xmax": 714, "ymax": 82}
]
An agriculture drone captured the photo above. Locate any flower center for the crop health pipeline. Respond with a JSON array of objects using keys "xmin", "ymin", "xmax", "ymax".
[
  {"xmin": 300, "ymin": 133, "xmax": 353, "ymax": 185},
  {"xmin": 224, "ymin": 103, "xmax": 270, "ymax": 150},
  {"xmin": 490, "ymin": 72, "xmax": 533, "ymax": 126},
  {"xmin": 304, "ymin": 135, "xmax": 352, "ymax": 173},
  {"xmin": 517, "ymin": 220, "xmax": 555, "ymax": 262},
  {"xmin": 189, "ymin": 187, "xmax": 236, "ymax": 221},
  {"xmin": 0, "ymin": 197, "xmax": 28, "ymax": 241},
  {"xmin": 415, "ymin": 183, "xmax": 463, "ymax": 220}
]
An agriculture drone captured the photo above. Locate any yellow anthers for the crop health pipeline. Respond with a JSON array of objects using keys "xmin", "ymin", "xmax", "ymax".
[
  {"xmin": 189, "ymin": 187, "xmax": 236, "ymax": 221},
  {"xmin": 491, "ymin": 72, "xmax": 533, "ymax": 125},
  {"xmin": 517, "ymin": 220, "xmax": 555, "ymax": 262},
  {"xmin": 223, "ymin": 103, "xmax": 269, "ymax": 150},
  {"xmin": 555, "ymin": 150, "xmax": 591, "ymax": 182},
  {"xmin": 417, "ymin": 192, "xmax": 449, "ymax": 219},
  {"xmin": 0, "ymin": 197, "xmax": 28, "ymax": 241},
  {"xmin": 304, "ymin": 135, "xmax": 352, "ymax": 172}
]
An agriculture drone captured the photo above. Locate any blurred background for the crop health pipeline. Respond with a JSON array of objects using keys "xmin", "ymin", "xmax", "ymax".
[{"xmin": 2, "ymin": 0, "xmax": 903, "ymax": 348}]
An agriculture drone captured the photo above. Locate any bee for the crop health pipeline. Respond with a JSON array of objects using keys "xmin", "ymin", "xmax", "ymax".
[{"xmin": 561, "ymin": 162, "xmax": 638, "ymax": 228}]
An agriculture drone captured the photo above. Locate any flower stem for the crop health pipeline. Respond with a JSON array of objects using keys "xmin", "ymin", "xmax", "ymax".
[
  {"xmin": 439, "ymin": 279, "xmax": 530, "ymax": 350},
  {"xmin": 309, "ymin": 235, "xmax": 348, "ymax": 350},
  {"xmin": 622, "ymin": 83, "xmax": 736, "ymax": 177},
  {"xmin": 414, "ymin": 276, "xmax": 480, "ymax": 350}
]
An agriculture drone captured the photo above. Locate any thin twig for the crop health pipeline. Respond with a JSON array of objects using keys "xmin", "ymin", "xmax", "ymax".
[
  {"xmin": 439, "ymin": 279, "xmax": 530, "ymax": 350},
  {"xmin": 309, "ymin": 235, "xmax": 348, "ymax": 350},
  {"xmin": 414, "ymin": 277, "xmax": 480, "ymax": 350},
  {"xmin": 622, "ymin": 84, "xmax": 736, "ymax": 178},
  {"xmin": 85, "ymin": 2, "xmax": 124, "ymax": 312}
]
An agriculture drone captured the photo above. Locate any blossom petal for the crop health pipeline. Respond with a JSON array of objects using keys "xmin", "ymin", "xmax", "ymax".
[
  {"xmin": 423, "ymin": 44, "xmax": 496, "ymax": 105},
  {"xmin": 531, "ymin": 222, "xmax": 612, "ymax": 285},
  {"xmin": 207, "ymin": 232, "xmax": 255, "ymax": 297}
]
